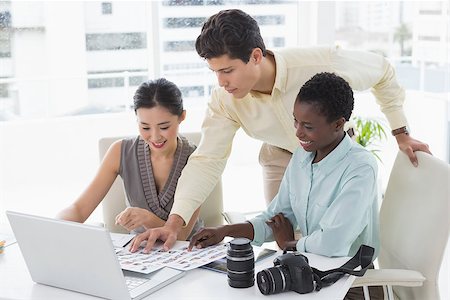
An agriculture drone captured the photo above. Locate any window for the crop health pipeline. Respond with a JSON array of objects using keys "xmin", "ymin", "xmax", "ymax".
[
  {"xmin": 271, "ymin": 37, "xmax": 285, "ymax": 47},
  {"xmin": 0, "ymin": 30, "xmax": 10, "ymax": 58},
  {"xmin": 163, "ymin": 40, "xmax": 195, "ymax": 52},
  {"xmin": 2, "ymin": 2, "xmax": 301, "ymax": 120},
  {"xmin": 179, "ymin": 85, "xmax": 204, "ymax": 97},
  {"xmin": 0, "ymin": 82, "xmax": 8, "ymax": 97},
  {"xmin": 163, "ymin": 17, "xmax": 206, "ymax": 28},
  {"xmin": 86, "ymin": 32, "xmax": 146, "ymax": 51},
  {"xmin": 0, "ymin": 10, "xmax": 11, "ymax": 27},
  {"xmin": 88, "ymin": 77, "xmax": 124, "ymax": 89},
  {"xmin": 101, "ymin": 2, "xmax": 112, "ymax": 15},
  {"xmin": 335, "ymin": 1, "xmax": 449, "ymax": 89},
  {"xmin": 163, "ymin": 63, "xmax": 206, "ymax": 71},
  {"xmin": 129, "ymin": 75, "xmax": 147, "ymax": 86},
  {"xmin": 87, "ymin": 72, "xmax": 148, "ymax": 88},
  {"xmin": 0, "ymin": 11, "xmax": 11, "ymax": 58},
  {"xmin": 163, "ymin": 0, "xmax": 213, "ymax": 6},
  {"xmin": 254, "ymin": 15, "xmax": 285, "ymax": 26},
  {"xmin": 418, "ymin": 35, "xmax": 440, "ymax": 41},
  {"xmin": 419, "ymin": 9, "xmax": 442, "ymax": 15},
  {"xmin": 418, "ymin": 1, "xmax": 442, "ymax": 15}
]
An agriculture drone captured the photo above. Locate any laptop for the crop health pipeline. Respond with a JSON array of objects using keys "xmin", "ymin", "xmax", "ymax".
[{"xmin": 6, "ymin": 211, "xmax": 185, "ymax": 300}]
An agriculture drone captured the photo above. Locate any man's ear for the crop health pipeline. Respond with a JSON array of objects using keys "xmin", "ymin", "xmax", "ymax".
[{"xmin": 250, "ymin": 48, "xmax": 263, "ymax": 64}]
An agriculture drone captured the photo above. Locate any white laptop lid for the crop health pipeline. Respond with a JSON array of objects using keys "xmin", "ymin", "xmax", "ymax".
[{"xmin": 6, "ymin": 211, "xmax": 184, "ymax": 300}]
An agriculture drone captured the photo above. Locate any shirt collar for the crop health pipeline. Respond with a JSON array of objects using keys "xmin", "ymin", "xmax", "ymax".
[
  {"xmin": 298, "ymin": 133, "xmax": 354, "ymax": 174},
  {"xmin": 270, "ymin": 49, "xmax": 288, "ymax": 94}
]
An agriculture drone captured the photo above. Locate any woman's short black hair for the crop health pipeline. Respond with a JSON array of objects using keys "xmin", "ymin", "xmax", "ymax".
[
  {"xmin": 133, "ymin": 78, "xmax": 183, "ymax": 116},
  {"xmin": 296, "ymin": 72, "xmax": 354, "ymax": 122},
  {"xmin": 195, "ymin": 9, "xmax": 266, "ymax": 63}
]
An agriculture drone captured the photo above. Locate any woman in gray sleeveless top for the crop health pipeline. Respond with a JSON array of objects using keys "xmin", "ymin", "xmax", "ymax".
[{"xmin": 57, "ymin": 78, "xmax": 202, "ymax": 240}]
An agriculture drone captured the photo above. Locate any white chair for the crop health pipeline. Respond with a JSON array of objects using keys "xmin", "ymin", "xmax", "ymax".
[
  {"xmin": 351, "ymin": 151, "xmax": 450, "ymax": 299},
  {"xmin": 98, "ymin": 132, "xmax": 224, "ymax": 234}
]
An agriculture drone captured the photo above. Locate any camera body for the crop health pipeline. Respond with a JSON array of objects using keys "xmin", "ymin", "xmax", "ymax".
[
  {"xmin": 257, "ymin": 252, "xmax": 315, "ymax": 295},
  {"xmin": 274, "ymin": 252, "xmax": 315, "ymax": 294}
]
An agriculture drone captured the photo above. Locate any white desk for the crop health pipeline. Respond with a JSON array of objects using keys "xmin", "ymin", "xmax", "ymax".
[{"xmin": 0, "ymin": 242, "xmax": 355, "ymax": 300}]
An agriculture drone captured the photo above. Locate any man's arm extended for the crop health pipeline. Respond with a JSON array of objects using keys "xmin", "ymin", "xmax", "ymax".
[
  {"xmin": 131, "ymin": 89, "xmax": 240, "ymax": 251},
  {"xmin": 332, "ymin": 46, "xmax": 431, "ymax": 165}
]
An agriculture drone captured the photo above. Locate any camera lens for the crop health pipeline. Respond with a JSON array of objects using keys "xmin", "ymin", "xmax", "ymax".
[
  {"xmin": 256, "ymin": 266, "xmax": 291, "ymax": 295},
  {"xmin": 226, "ymin": 238, "xmax": 254, "ymax": 288}
]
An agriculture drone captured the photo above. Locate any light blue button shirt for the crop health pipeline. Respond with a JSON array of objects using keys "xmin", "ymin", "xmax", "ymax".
[{"xmin": 250, "ymin": 134, "xmax": 379, "ymax": 257}]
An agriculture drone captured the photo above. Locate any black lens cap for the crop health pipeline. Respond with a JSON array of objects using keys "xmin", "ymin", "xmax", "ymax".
[{"xmin": 229, "ymin": 238, "xmax": 251, "ymax": 250}]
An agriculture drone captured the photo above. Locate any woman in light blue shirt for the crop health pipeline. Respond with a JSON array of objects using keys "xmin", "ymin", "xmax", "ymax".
[{"xmin": 189, "ymin": 72, "xmax": 379, "ymax": 258}]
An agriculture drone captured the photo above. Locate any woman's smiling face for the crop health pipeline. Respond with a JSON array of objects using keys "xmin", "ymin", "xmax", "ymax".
[
  {"xmin": 293, "ymin": 100, "xmax": 345, "ymax": 160},
  {"xmin": 136, "ymin": 105, "xmax": 185, "ymax": 154}
]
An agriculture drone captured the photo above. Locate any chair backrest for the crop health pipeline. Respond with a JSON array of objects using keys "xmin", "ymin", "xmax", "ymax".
[
  {"xmin": 379, "ymin": 151, "xmax": 449, "ymax": 300},
  {"xmin": 98, "ymin": 132, "xmax": 224, "ymax": 234}
]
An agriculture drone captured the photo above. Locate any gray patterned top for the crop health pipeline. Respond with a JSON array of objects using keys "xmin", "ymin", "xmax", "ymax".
[{"xmin": 119, "ymin": 135, "xmax": 202, "ymax": 236}]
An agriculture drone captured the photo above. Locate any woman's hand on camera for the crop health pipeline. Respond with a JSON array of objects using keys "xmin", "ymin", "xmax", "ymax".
[
  {"xmin": 188, "ymin": 226, "xmax": 226, "ymax": 250},
  {"xmin": 266, "ymin": 213, "xmax": 295, "ymax": 250}
]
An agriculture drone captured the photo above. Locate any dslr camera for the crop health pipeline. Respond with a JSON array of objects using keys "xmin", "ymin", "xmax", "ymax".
[{"xmin": 256, "ymin": 252, "xmax": 315, "ymax": 295}]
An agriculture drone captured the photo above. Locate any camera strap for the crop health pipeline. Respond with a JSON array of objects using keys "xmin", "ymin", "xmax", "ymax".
[{"xmin": 310, "ymin": 244, "xmax": 374, "ymax": 291}]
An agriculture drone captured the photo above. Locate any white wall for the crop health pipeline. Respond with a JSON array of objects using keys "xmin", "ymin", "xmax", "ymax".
[
  {"xmin": 43, "ymin": 2, "xmax": 88, "ymax": 116},
  {"xmin": 10, "ymin": 2, "xmax": 88, "ymax": 118},
  {"xmin": 11, "ymin": 1, "xmax": 44, "ymax": 28}
]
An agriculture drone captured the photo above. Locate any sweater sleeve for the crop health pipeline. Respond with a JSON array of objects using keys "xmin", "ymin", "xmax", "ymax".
[{"xmin": 171, "ymin": 90, "xmax": 240, "ymax": 224}]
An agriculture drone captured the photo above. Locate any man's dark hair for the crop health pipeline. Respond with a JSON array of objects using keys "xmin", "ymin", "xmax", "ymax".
[
  {"xmin": 195, "ymin": 9, "xmax": 266, "ymax": 63},
  {"xmin": 133, "ymin": 78, "xmax": 183, "ymax": 116},
  {"xmin": 296, "ymin": 72, "xmax": 354, "ymax": 122}
]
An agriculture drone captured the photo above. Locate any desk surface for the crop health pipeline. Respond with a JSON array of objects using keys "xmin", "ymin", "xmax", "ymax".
[{"xmin": 0, "ymin": 242, "xmax": 354, "ymax": 300}]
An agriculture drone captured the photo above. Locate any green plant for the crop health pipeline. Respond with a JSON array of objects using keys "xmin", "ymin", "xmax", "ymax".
[{"xmin": 352, "ymin": 116, "xmax": 387, "ymax": 162}]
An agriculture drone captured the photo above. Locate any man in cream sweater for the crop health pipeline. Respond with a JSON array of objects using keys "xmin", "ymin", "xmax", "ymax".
[{"xmin": 130, "ymin": 9, "xmax": 431, "ymax": 253}]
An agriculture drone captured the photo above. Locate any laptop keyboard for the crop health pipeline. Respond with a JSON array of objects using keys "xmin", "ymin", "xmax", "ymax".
[{"xmin": 125, "ymin": 275, "xmax": 149, "ymax": 291}]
